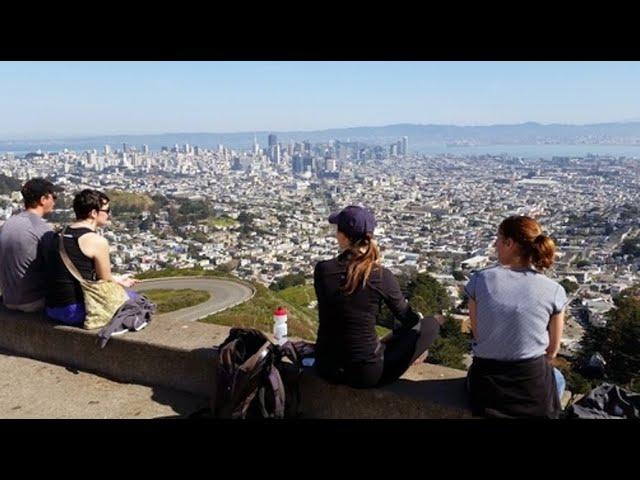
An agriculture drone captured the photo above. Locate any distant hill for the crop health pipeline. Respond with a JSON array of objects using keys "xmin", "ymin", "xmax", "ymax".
[
  {"xmin": 0, "ymin": 174, "xmax": 22, "ymax": 195},
  {"xmin": 3, "ymin": 121, "xmax": 640, "ymax": 153}
]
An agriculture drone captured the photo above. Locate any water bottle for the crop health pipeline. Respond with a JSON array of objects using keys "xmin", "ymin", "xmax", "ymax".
[{"xmin": 273, "ymin": 306, "xmax": 288, "ymax": 346}]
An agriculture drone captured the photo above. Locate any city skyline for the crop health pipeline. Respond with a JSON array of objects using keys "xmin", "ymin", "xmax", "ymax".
[{"xmin": 2, "ymin": 61, "xmax": 640, "ymax": 138}]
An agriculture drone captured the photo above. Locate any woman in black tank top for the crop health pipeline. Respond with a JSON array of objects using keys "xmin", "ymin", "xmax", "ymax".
[
  {"xmin": 45, "ymin": 227, "xmax": 97, "ymax": 307},
  {"xmin": 43, "ymin": 189, "xmax": 139, "ymax": 326}
]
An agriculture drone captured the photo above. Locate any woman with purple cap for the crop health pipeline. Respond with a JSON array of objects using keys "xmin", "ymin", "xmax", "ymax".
[{"xmin": 313, "ymin": 205, "xmax": 440, "ymax": 388}]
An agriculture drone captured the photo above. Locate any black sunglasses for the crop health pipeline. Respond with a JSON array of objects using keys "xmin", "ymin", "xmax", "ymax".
[{"xmin": 99, "ymin": 207, "xmax": 111, "ymax": 214}]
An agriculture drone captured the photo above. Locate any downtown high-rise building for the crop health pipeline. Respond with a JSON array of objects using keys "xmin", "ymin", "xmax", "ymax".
[
  {"xmin": 273, "ymin": 144, "xmax": 281, "ymax": 164},
  {"xmin": 401, "ymin": 136, "xmax": 408, "ymax": 155},
  {"xmin": 268, "ymin": 134, "xmax": 278, "ymax": 147},
  {"xmin": 324, "ymin": 157, "xmax": 337, "ymax": 172},
  {"xmin": 292, "ymin": 154, "xmax": 304, "ymax": 174}
]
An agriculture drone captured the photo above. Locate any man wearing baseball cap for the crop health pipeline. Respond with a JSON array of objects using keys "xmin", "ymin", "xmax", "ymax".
[
  {"xmin": 313, "ymin": 205, "xmax": 440, "ymax": 388},
  {"xmin": 0, "ymin": 178, "xmax": 60, "ymax": 312}
]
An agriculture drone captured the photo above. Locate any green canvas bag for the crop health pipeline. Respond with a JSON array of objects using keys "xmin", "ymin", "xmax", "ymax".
[{"xmin": 58, "ymin": 227, "xmax": 130, "ymax": 330}]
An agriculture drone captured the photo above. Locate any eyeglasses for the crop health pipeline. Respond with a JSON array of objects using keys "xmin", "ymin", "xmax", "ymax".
[
  {"xmin": 99, "ymin": 207, "xmax": 111, "ymax": 215},
  {"xmin": 48, "ymin": 192, "xmax": 58, "ymax": 201}
]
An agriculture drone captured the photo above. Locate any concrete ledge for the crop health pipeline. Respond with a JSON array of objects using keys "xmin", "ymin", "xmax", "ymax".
[
  {"xmin": 0, "ymin": 307, "xmax": 225, "ymax": 397},
  {"xmin": 299, "ymin": 363, "xmax": 472, "ymax": 418},
  {"xmin": 0, "ymin": 307, "xmax": 472, "ymax": 418}
]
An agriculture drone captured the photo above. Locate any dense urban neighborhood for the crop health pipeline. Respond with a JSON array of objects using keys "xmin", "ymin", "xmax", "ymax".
[{"xmin": 1, "ymin": 138, "xmax": 639, "ymax": 371}]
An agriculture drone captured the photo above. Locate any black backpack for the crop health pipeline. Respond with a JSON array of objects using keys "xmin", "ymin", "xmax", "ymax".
[
  {"xmin": 566, "ymin": 383, "xmax": 640, "ymax": 419},
  {"xmin": 212, "ymin": 328, "xmax": 304, "ymax": 419}
]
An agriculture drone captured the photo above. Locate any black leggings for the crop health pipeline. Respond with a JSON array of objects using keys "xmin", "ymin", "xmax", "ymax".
[{"xmin": 342, "ymin": 315, "xmax": 440, "ymax": 388}]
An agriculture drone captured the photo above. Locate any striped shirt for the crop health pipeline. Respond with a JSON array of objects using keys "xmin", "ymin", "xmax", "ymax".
[{"xmin": 464, "ymin": 264, "xmax": 567, "ymax": 361}]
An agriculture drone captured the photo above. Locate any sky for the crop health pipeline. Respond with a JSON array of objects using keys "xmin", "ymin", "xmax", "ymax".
[{"xmin": 1, "ymin": 61, "xmax": 640, "ymax": 139}]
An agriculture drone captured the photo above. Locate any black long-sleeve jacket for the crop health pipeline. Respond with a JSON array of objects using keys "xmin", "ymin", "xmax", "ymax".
[{"xmin": 313, "ymin": 251, "xmax": 420, "ymax": 371}]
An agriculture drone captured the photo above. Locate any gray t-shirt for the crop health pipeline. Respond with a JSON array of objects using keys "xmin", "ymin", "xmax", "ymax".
[
  {"xmin": 0, "ymin": 211, "xmax": 53, "ymax": 305},
  {"xmin": 464, "ymin": 264, "xmax": 568, "ymax": 361}
]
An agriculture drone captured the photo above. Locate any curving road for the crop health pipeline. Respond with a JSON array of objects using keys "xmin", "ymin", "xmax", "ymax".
[{"xmin": 132, "ymin": 276, "xmax": 255, "ymax": 322}]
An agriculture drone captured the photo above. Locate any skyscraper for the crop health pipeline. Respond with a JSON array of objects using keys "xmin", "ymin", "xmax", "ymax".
[
  {"xmin": 325, "ymin": 157, "xmax": 337, "ymax": 172},
  {"xmin": 292, "ymin": 154, "xmax": 304, "ymax": 174},
  {"xmin": 268, "ymin": 134, "xmax": 278, "ymax": 147},
  {"xmin": 401, "ymin": 136, "xmax": 408, "ymax": 156},
  {"xmin": 273, "ymin": 144, "xmax": 281, "ymax": 164}
]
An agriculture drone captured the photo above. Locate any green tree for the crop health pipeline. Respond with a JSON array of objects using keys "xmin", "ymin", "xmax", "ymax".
[
  {"xmin": 237, "ymin": 211, "xmax": 255, "ymax": 224},
  {"xmin": 407, "ymin": 272, "xmax": 451, "ymax": 316},
  {"xmin": 0, "ymin": 174, "xmax": 22, "ymax": 194},
  {"xmin": 189, "ymin": 231, "xmax": 209, "ymax": 243},
  {"xmin": 621, "ymin": 238, "xmax": 640, "ymax": 257},
  {"xmin": 216, "ymin": 259, "xmax": 239, "ymax": 274},
  {"xmin": 427, "ymin": 315, "xmax": 471, "ymax": 370},
  {"xmin": 269, "ymin": 273, "xmax": 307, "ymax": 291},
  {"xmin": 563, "ymin": 368, "xmax": 593, "ymax": 395},
  {"xmin": 105, "ymin": 190, "xmax": 155, "ymax": 216},
  {"xmin": 560, "ymin": 278, "xmax": 579, "ymax": 295},
  {"xmin": 151, "ymin": 194, "xmax": 169, "ymax": 209},
  {"xmin": 575, "ymin": 289, "xmax": 640, "ymax": 390},
  {"xmin": 604, "ymin": 296, "xmax": 640, "ymax": 387},
  {"xmin": 427, "ymin": 339, "xmax": 466, "ymax": 370},
  {"xmin": 452, "ymin": 270, "xmax": 467, "ymax": 281},
  {"xmin": 178, "ymin": 199, "xmax": 210, "ymax": 221}
]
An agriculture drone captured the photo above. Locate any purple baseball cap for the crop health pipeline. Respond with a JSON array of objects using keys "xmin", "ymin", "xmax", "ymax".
[{"xmin": 328, "ymin": 205, "xmax": 377, "ymax": 241}]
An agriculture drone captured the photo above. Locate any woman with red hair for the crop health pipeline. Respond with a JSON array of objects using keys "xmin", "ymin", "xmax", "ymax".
[{"xmin": 465, "ymin": 215, "xmax": 568, "ymax": 418}]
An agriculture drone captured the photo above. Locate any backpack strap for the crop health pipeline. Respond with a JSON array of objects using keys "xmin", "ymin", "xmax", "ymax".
[
  {"xmin": 274, "ymin": 341, "xmax": 305, "ymax": 418},
  {"xmin": 236, "ymin": 341, "xmax": 272, "ymax": 418},
  {"xmin": 268, "ymin": 368, "xmax": 286, "ymax": 418},
  {"xmin": 58, "ymin": 226, "xmax": 88, "ymax": 285}
]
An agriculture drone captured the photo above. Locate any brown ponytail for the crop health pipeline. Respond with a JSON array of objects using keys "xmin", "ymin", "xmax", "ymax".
[
  {"xmin": 499, "ymin": 216, "xmax": 556, "ymax": 271},
  {"xmin": 342, "ymin": 232, "xmax": 381, "ymax": 295},
  {"xmin": 531, "ymin": 234, "xmax": 556, "ymax": 270}
]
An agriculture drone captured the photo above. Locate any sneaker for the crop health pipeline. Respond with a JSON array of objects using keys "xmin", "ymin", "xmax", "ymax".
[
  {"xmin": 133, "ymin": 321, "xmax": 148, "ymax": 332},
  {"xmin": 110, "ymin": 326, "xmax": 129, "ymax": 336}
]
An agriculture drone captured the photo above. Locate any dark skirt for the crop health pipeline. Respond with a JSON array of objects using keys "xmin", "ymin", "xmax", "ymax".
[{"xmin": 468, "ymin": 355, "xmax": 561, "ymax": 418}]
